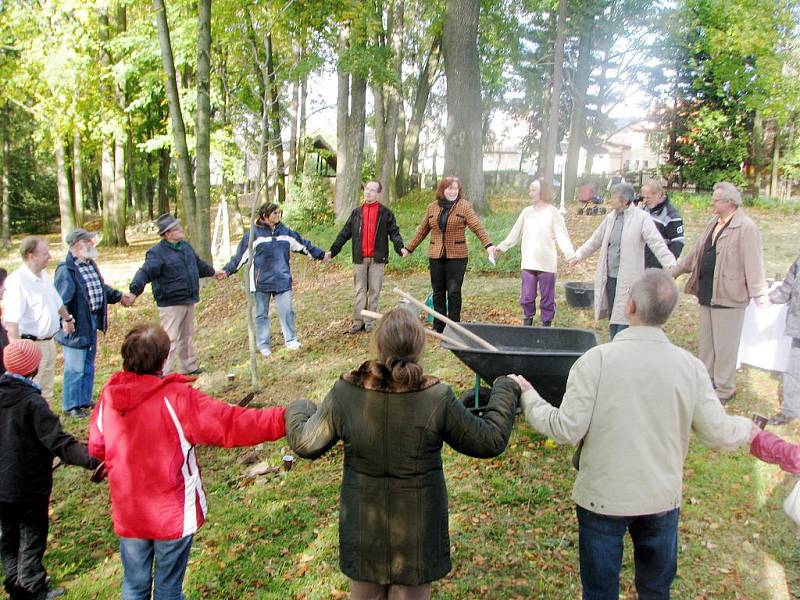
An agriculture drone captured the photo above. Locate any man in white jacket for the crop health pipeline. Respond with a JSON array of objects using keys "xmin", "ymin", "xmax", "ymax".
[
  {"xmin": 510, "ymin": 269, "xmax": 753, "ymax": 600},
  {"xmin": 496, "ymin": 179, "xmax": 574, "ymax": 326}
]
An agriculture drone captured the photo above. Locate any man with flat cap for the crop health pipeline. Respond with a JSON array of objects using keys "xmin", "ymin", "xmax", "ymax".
[
  {"xmin": 54, "ymin": 228, "xmax": 135, "ymax": 418},
  {"xmin": 129, "ymin": 214, "xmax": 225, "ymax": 375}
]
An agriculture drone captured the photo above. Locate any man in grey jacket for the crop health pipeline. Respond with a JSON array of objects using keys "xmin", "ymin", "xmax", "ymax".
[{"xmin": 511, "ymin": 269, "xmax": 753, "ymax": 600}]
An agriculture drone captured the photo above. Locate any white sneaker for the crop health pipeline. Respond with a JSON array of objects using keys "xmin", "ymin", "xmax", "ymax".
[
  {"xmin": 260, "ymin": 349, "xmax": 272, "ymax": 358},
  {"xmin": 285, "ymin": 340, "xmax": 301, "ymax": 351}
]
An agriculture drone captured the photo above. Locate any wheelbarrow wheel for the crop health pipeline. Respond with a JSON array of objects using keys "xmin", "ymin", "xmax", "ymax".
[{"xmin": 460, "ymin": 387, "xmax": 492, "ymax": 417}]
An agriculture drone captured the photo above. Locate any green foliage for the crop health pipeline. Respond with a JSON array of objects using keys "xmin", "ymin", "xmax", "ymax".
[
  {"xmin": 679, "ymin": 107, "xmax": 747, "ymax": 189},
  {"xmin": 283, "ymin": 174, "xmax": 334, "ymax": 227}
]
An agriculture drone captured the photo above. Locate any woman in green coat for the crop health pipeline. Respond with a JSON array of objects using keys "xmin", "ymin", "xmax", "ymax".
[{"xmin": 285, "ymin": 307, "xmax": 520, "ymax": 600}]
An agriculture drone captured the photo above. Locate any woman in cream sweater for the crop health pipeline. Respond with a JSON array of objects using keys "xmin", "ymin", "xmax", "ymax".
[{"xmin": 496, "ymin": 179, "xmax": 575, "ymax": 326}]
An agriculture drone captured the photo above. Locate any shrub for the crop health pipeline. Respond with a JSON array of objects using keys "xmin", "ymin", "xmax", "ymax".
[{"xmin": 283, "ymin": 174, "xmax": 335, "ymax": 227}]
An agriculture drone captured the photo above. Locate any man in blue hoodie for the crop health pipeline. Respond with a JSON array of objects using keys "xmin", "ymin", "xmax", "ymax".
[{"xmin": 222, "ymin": 203, "xmax": 325, "ymax": 357}]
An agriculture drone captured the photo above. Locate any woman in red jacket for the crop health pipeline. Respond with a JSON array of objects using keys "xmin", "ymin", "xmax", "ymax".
[{"xmin": 89, "ymin": 324, "xmax": 286, "ymax": 600}]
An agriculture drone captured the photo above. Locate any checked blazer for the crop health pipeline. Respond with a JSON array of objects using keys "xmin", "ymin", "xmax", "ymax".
[{"xmin": 406, "ymin": 198, "xmax": 492, "ymax": 259}]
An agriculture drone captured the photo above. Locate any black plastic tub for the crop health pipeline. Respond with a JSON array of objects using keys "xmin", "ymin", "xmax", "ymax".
[
  {"xmin": 442, "ymin": 323, "xmax": 599, "ymax": 407},
  {"xmin": 564, "ymin": 282, "xmax": 594, "ymax": 308}
]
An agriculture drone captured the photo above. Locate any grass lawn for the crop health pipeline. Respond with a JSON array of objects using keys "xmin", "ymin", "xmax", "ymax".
[{"xmin": 3, "ymin": 192, "xmax": 799, "ymax": 599}]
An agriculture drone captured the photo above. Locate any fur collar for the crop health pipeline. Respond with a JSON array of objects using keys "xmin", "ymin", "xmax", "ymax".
[{"xmin": 342, "ymin": 360, "xmax": 440, "ymax": 393}]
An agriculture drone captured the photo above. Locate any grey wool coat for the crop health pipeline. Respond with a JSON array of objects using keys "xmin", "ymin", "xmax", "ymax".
[
  {"xmin": 285, "ymin": 361, "xmax": 520, "ymax": 586},
  {"xmin": 574, "ymin": 204, "xmax": 676, "ymax": 325},
  {"xmin": 770, "ymin": 255, "xmax": 800, "ymax": 338}
]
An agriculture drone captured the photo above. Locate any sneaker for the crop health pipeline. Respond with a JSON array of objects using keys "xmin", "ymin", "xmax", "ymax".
[
  {"xmin": 542, "ymin": 321, "xmax": 552, "ymax": 327},
  {"xmin": 260, "ymin": 349, "xmax": 272, "ymax": 358},
  {"xmin": 285, "ymin": 340, "xmax": 301, "ymax": 351},
  {"xmin": 186, "ymin": 367, "xmax": 205, "ymax": 376},
  {"xmin": 523, "ymin": 317, "xmax": 533, "ymax": 326},
  {"xmin": 346, "ymin": 323, "xmax": 365, "ymax": 334},
  {"xmin": 66, "ymin": 407, "xmax": 89, "ymax": 419},
  {"xmin": 769, "ymin": 412, "xmax": 796, "ymax": 426},
  {"xmin": 364, "ymin": 323, "xmax": 375, "ymax": 333},
  {"xmin": 46, "ymin": 588, "xmax": 66, "ymax": 599}
]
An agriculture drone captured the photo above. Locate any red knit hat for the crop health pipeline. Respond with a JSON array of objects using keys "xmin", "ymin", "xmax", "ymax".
[{"xmin": 4, "ymin": 340, "xmax": 42, "ymax": 376}]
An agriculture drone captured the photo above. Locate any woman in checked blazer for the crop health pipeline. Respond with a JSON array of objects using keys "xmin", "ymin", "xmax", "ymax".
[{"xmin": 405, "ymin": 176, "xmax": 495, "ymax": 332}]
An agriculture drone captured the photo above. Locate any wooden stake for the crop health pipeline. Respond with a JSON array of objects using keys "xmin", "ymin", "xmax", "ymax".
[
  {"xmin": 391, "ymin": 288, "xmax": 498, "ymax": 351},
  {"xmin": 360, "ymin": 310, "xmax": 470, "ymax": 349}
]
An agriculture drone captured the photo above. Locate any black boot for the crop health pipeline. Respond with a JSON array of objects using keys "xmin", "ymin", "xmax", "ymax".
[
  {"xmin": 523, "ymin": 317, "xmax": 533, "ymax": 326},
  {"xmin": 542, "ymin": 321, "xmax": 552, "ymax": 327}
]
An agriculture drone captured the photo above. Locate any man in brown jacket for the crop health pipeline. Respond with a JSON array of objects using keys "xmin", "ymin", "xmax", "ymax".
[{"xmin": 671, "ymin": 181, "xmax": 768, "ymax": 403}]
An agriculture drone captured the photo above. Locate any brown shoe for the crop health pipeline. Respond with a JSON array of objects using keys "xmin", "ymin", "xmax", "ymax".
[{"xmin": 346, "ymin": 323, "xmax": 365, "ymax": 334}]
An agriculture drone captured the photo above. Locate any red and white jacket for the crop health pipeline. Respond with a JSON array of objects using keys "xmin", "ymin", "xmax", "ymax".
[{"xmin": 89, "ymin": 371, "xmax": 286, "ymax": 540}]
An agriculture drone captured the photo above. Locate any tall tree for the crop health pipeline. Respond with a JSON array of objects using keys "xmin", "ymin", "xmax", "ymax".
[
  {"xmin": 153, "ymin": 0, "xmax": 197, "ymax": 241},
  {"xmin": 195, "ymin": 0, "xmax": 212, "ymax": 260},
  {"xmin": 334, "ymin": 24, "xmax": 368, "ymax": 222},
  {"xmin": 540, "ymin": 0, "xmax": 567, "ymax": 190},
  {"xmin": 442, "ymin": 0, "xmax": 485, "ymax": 213}
]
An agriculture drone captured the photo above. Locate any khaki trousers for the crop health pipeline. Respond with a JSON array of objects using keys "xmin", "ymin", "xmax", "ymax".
[
  {"xmin": 349, "ymin": 580, "xmax": 431, "ymax": 600},
  {"xmin": 353, "ymin": 258, "xmax": 386, "ymax": 327},
  {"xmin": 698, "ymin": 305, "xmax": 745, "ymax": 401},
  {"xmin": 157, "ymin": 304, "xmax": 199, "ymax": 375},
  {"xmin": 32, "ymin": 338, "xmax": 56, "ymax": 404}
]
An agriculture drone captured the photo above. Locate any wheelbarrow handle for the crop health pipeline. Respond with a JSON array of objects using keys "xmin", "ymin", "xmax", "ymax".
[
  {"xmin": 360, "ymin": 310, "xmax": 470, "ymax": 349},
  {"xmin": 392, "ymin": 288, "xmax": 499, "ymax": 352}
]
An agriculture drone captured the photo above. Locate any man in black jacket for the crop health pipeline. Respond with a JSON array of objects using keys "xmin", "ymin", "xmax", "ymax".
[
  {"xmin": 129, "ymin": 214, "xmax": 225, "ymax": 375},
  {"xmin": 326, "ymin": 181, "xmax": 408, "ymax": 334},
  {"xmin": 641, "ymin": 180, "xmax": 685, "ymax": 269},
  {"xmin": 0, "ymin": 340, "xmax": 99, "ymax": 599}
]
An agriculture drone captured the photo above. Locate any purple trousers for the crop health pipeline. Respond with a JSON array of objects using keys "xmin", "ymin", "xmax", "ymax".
[{"xmin": 520, "ymin": 270, "xmax": 556, "ymax": 323}]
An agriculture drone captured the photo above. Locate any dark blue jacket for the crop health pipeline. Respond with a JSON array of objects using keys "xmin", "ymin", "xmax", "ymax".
[
  {"xmin": 130, "ymin": 240, "xmax": 216, "ymax": 307},
  {"xmin": 54, "ymin": 252, "xmax": 122, "ymax": 349},
  {"xmin": 223, "ymin": 222, "xmax": 324, "ymax": 294}
]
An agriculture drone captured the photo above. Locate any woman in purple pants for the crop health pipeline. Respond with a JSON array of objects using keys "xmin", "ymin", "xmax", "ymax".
[{"xmin": 495, "ymin": 180, "xmax": 575, "ymax": 326}]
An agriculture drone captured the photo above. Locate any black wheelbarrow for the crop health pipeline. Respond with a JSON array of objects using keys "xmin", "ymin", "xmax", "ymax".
[{"xmin": 441, "ymin": 323, "xmax": 599, "ymax": 412}]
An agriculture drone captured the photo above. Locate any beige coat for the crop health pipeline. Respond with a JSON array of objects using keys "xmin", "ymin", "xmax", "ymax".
[
  {"xmin": 521, "ymin": 326, "xmax": 752, "ymax": 516},
  {"xmin": 574, "ymin": 205, "xmax": 676, "ymax": 325},
  {"xmin": 672, "ymin": 208, "xmax": 767, "ymax": 307}
]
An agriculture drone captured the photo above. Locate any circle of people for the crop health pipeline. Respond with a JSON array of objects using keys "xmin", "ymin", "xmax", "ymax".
[{"xmin": 1, "ymin": 176, "xmax": 799, "ymax": 600}]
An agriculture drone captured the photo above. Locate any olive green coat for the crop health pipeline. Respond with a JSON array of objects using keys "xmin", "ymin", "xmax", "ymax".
[{"xmin": 285, "ymin": 361, "xmax": 519, "ymax": 585}]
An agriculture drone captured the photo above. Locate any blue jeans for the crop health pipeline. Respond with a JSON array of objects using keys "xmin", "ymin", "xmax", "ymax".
[
  {"xmin": 119, "ymin": 535, "xmax": 193, "ymax": 600},
  {"xmin": 61, "ymin": 313, "xmax": 97, "ymax": 411},
  {"xmin": 576, "ymin": 505, "xmax": 679, "ymax": 600},
  {"xmin": 254, "ymin": 290, "xmax": 296, "ymax": 352}
]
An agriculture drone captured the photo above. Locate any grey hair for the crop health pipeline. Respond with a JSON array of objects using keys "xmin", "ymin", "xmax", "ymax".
[
  {"xmin": 713, "ymin": 181, "xmax": 742, "ymax": 206},
  {"xmin": 19, "ymin": 236, "xmax": 43, "ymax": 259},
  {"xmin": 641, "ymin": 179, "xmax": 665, "ymax": 196},
  {"xmin": 610, "ymin": 182, "xmax": 635, "ymax": 204},
  {"xmin": 629, "ymin": 268, "xmax": 679, "ymax": 326}
]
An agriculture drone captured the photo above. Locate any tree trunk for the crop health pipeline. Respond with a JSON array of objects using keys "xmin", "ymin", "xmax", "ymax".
[
  {"xmin": 752, "ymin": 111, "xmax": 764, "ymax": 197},
  {"xmin": 288, "ymin": 43, "xmax": 300, "ymax": 186},
  {"xmin": 541, "ymin": 0, "xmax": 567, "ymax": 193},
  {"xmin": 0, "ymin": 115, "xmax": 10, "ymax": 248},
  {"xmin": 54, "ymin": 135, "xmax": 76, "ymax": 242},
  {"xmin": 397, "ymin": 35, "xmax": 441, "ymax": 197},
  {"xmin": 153, "ymin": 0, "xmax": 197, "ymax": 238},
  {"xmin": 266, "ymin": 34, "xmax": 286, "ymax": 204},
  {"xmin": 158, "ymin": 147, "xmax": 171, "ymax": 215},
  {"xmin": 378, "ymin": 0, "xmax": 403, "ymax": 203},
  {"xmin": 101, "ymin": 137, "xmax": 128, "ymax": 245},
  {"xmin": 193, "ymin": 0, "xmax": 212, "ymax": 260},
  {"xmin": 770, "ymin": 126, "xmax": 780, "ymax": 198},
  {"xmin": 564, "ymin": 12, "xmax": 593, "ymax": 206},
  {"xmin": 72, "ymin": 130, "xmax": 85, "ymax": 225},
  {"xmin": 334, "ymin": 28, "xmax": 367, "ymax": 222},
  {"xmin": 442, "ymin": 0, "xmax": 486, "ymax": 213},
  {"xmin": 297, "ymin": 65, "xmax": 308, "ymax": 177}
]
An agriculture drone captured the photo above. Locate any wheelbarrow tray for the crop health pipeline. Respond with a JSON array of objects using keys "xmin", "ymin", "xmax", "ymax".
[{"xmin": 441, "ymin": 323, "xmax": 600, "ymax": 407}]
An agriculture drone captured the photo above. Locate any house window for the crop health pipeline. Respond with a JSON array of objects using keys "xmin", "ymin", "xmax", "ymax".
[{"xmin": 643, "ymin": 160, "xmax": 649, "ymax": 169}]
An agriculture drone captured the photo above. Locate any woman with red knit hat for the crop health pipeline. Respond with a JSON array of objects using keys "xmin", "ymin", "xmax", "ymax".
[{"xmin": 0, "ymin": 339, "xmax": 99, "ymax": 599}]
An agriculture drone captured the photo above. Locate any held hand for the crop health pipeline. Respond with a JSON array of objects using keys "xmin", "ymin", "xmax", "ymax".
[
  {"xmin": 567, "ymin": 257, "xmax": 579, "ymax": 268},
  {"xmin": 120, "ymin": 293, "xmax": 136, "ymax": 307},
  {"xmin": 507, "ymin": 374, "xmax": 533, "ymax": 393},
  {"xmin": 755, "ymin": 296, "xmax": 771, "ymax": 309},
  {"xmin": 62, "ymin": 319, "xmax": 76, "ymax": 335},
  {"xmin": 400, "ymin": 248, "xmax": 410, "ymax": 258},
  {"xmin": 748, "ymin": 423, "xmax": 761, "ymax": 443},
  {"xmin": 213, "ymin": 270, "xmax": 227, "ymax": 281},
  {"xmin": 323, "ymin": 251, "xmax": 332, "ymax": 263}
]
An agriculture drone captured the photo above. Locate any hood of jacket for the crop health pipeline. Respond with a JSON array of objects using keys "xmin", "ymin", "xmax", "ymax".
[
  {"xmin": 0, "ymin": 375, "xmax": 38, "ymax": 408},
  {"xmin": 102, "ymin": 370, "xmax": 194, "ymax": 413}
]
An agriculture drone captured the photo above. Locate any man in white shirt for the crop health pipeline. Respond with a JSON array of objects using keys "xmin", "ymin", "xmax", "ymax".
[
  {"xmin": 510, "ymin": 269, "xmax": 752, "ymax": 599},
  {"xmin": 3, "ymin": 237, "xmax": 74, "ymax": 403}
]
